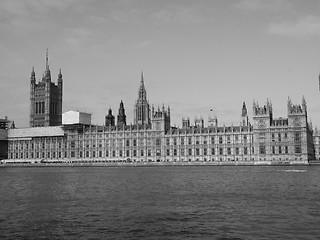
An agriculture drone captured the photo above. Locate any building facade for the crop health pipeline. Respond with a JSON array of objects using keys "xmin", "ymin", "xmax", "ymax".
[
  {"xmin": 30, "ymin": 50, "xmax": 63, "ymax": 127},
  {"xmin": 313, "ymin": 130, "xmax": 320, "ymax": 161},
  {"xmin": 3, "ymin": 73, "xmax": 315, "ymax": 165},
  {"xmin": 0, "ymin": 116, "xmax": 14, "ymax": 159}
]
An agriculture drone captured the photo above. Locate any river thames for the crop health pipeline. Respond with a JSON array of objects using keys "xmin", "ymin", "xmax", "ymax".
[{"xmin": 0, "ymin": 165, "xmax": 319, "ymax": 239}]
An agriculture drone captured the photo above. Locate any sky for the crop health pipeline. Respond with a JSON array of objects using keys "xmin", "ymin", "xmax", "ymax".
[{"xmin": 1, "ymin": 0, "xmax": 320, "ymax": 128}]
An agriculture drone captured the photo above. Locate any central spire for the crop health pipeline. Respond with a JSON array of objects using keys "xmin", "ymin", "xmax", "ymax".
[
  {"xmin": 138, "ymin": 71, "xmax": 146, "ymax": 100},
  {"xmin": 140, "ymin": 71, "xmax": 145, "ymax": 90},
  {"xmin": 134, "ymin": 72, "xmax": 150, "ymax": 125}
]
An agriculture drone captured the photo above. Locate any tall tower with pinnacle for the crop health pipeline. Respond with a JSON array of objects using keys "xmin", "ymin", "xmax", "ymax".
[
  {"xmin": 134, "ymin": 72, "xmax": 150, "ymax": 125},
  {"xmin": 241, "ymin": 102, "xmax": 249, "ymax": 126},
  {"xmin": 30, "ymin": 49, "xmax": 63, "ymax": 127},
  {"xmin": 117, "ymin": 100, "xmax": 127, "ymax": 127}
]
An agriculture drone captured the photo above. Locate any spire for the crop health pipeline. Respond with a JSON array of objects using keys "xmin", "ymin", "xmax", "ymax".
[
  {"xmin": 141, "ymin": 71, "xmax": 144, "ymax": 87},
  {"xmin": 138, "ymin": 71, "xmax": 147, "ymax": 100},
  {"xmin": 58, "ymin": 69, "xmax": 62, "ymax": 78},
  {"xmin": 30, "ymin": 67, "xmax": 36, "ymax": 83},
  {"xmin": 46, "ymin": 48, "xmax": 49, "ymax": 71},
  {"xmin": 135, "ymin": 71, "xmax": 150, "ymax": 125},
  {"xmin": 11, "ymin": 121, "xmax": 15, "ymax": 129},
  {"xmin": 43, "ymin": 48, "xmax": 51, "ymax": 80},
  {"xmin": 287, "ymin": 96, "xmax": 292, "ymax": 114},
  {"xmin": 117, "ymin": 100, "xmax": 126, "ymax": 127},
  {"xmin": 241, "ymin": 102, "xmax": 247, "ymax": 117},
  {"xmin": 302, "ymin": 95, "xmax": 307, "ymax": 112},
  {"xmin": 252, "ymin": 100, "xmax": 256, "ymax": 115}
]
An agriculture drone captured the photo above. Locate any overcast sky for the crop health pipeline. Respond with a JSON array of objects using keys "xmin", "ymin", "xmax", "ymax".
[{"xmin": 1, "ymin": 0, "xmax": 320, "ymax": 128}]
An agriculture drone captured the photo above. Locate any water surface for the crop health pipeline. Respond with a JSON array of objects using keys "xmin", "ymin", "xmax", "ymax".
[{"xmin": 1, "ymin": 166, "xmax": 319, "ymax": 239}]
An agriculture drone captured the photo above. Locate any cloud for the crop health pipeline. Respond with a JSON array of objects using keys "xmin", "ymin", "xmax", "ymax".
[
  {"xmin": 153, "ymin": 5, "xmax": 205, "ymax": 24},
  {"xmin": 267, "ymin": 15, "xmax": 320, "ymax": 37},
  {"xmin": 137, "ymin": 40, "xmax": 152, "ymax": 48},
  {"xmin": 0, "ymin": 0, "xmax": 81, "ymax": 16},
  {"xmin": 235, "ymin": 0, "xmax": 291, "ymax": 12},
  {"xmin": 0, "ymin": 0, "xmax": 90, "ymax": 34},
  {"xmin": 63, "ymin": 28, "xmax": 93, "ymax": 45}
]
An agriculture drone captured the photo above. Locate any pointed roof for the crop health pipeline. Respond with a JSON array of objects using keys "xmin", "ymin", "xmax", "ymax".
[
  {"xmin": 44, "ymin": 48, "xmax": 51, "ymax": 79},
  {"xmin": 302, "ymin": 95, "xmax": 307, "ymax": 110},
  {"xmin": 46, "ymin": 48, "xmax": 49, "ymax": 70},
  {"xmin": 241, "ymin": 102, "xmax": 247, "ymax": 117},
  {"xmin": 140, "ymin": 71, "xmax": 145, "ymax": 90},
  {"xmin": 138, "ymin": 71, "xmax": 147, "ymax": 100}
]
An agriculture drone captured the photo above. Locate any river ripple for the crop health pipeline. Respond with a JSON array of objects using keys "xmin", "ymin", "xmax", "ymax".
[{"xmin": 0, "ymin": 166, "xmax": 319, "ymax": 240}]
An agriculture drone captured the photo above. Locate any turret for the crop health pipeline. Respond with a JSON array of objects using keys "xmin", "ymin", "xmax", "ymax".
[
  {"xmin": 241, "ymin": 102, "xmax": 247, "ymax": 117},
  {"xmin": 117, "ymin": 100, "xmax": 127, "ymax": 127},
  {"xmin": 30, "ymin": 67, "xmax": 36, "ymax": 84},
  {"xmin": 287, "ymin": 96, "xmax": 308, "ymax": 128},
  {"xmin": 252, "ymin": 99, "xmax": 273, "ymax": 129},
  {"xmin": 182, "ymin": 118, "xmax": 190, "ymax": 128},
  {"xmin": 105, "ymin": 108, "xmax": 115, "ymax": 127},
  {"xmin": 152, "ymin": 104, "xmax": 171, "ymax": 132},
  {"xmin": 287, "ymin": 96, "xmax": 307, "ymax": 115},
  {"xmin": 241, "ymin": 102, "xmax": 249, "ymax": 126},
  {"xmin": 194, "ymin": 117, "xmax": 204, "ymax": 128}
]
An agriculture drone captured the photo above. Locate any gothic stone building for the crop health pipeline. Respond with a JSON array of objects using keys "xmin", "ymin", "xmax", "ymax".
[
  {"xmin": 29, "ymin": 50, "xmax": 63, "ymax": 127},
  {"xmin": 4, "ymin": 70, "xmax": 315, "ymax": 164}
]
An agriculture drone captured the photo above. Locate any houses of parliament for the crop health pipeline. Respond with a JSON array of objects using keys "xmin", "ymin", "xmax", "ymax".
[{"xmin": 1, "ymin": 52, "xmax": 319, "ymax": 165}]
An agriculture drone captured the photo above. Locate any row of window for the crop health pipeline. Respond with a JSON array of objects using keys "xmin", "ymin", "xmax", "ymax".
[
  {"xmin": 9, "ymin": 142, "xmax": 67, "ymax": 150},
  {"xmin": 34, "ymin": 101, "xmax": 59, "ymax": 115},
  {"xmin": 10, "ymin": 138, "xmax": 253, "ymax": 150},
  {"xmin": 10, "ymin": 151, "xmax": 67, "ymax": 159},
  {"xmin": 259, "ymin": 145, "xmax": 301, "ymax": 155},
  {"xmin": 10, "ymin": 144, "xmax": 304, "ymax": 159},
  {"xmin": 10, "ymin": 147, "xmax": 253, "ymax": 159},
  {"xmin": 259, "ymin": 132, "xmax": 301, "ymax": 142},
  {"xmin": 68, "ymin": 135, "xmax": 251, "ymax": 144}
]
